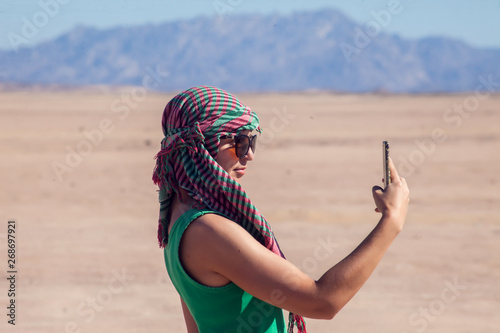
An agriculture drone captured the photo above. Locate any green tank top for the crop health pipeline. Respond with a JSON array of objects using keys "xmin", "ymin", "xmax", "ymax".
[{"xmin": 164, "ymin": 208, "xmax": 286, "ymax": 333}]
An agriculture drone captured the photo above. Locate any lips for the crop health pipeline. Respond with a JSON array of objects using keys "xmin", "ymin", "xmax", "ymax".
[{"xmin": 234, "ymin": 168, "xmax": 246, "ymax": 175}]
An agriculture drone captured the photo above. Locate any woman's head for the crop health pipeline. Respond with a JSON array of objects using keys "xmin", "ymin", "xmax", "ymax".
[
  {"xmin": 159, "ymin": 86, "xmax": 260, "ymax": 162},
  {"xmin": 153, "ymin": 86, "xmax": 278, "ymax": 250},
  {"xmin": 156, "ymin": 86, "xmax": 259, "ymax": 189}
]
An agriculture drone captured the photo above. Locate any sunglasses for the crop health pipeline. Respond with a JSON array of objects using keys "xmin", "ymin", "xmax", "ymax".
[{"xmin": 220, "ymin": 134, "xmax": 258, "ymax": 158}]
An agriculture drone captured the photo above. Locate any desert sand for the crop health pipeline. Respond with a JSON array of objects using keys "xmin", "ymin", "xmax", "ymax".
[{"xmin": 0, "ymin": 87, "xmax": 499, "ymax": 332}]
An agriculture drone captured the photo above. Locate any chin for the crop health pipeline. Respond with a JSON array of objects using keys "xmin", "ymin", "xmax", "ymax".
[{"xmin": 231, "ymin": 173, "xmax": 242, "ymax": 183}]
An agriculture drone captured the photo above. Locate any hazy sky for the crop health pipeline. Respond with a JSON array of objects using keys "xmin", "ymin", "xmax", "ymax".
[{"xmin": 1, "ymin": 0, "xmax": 499, "ymax": 51}]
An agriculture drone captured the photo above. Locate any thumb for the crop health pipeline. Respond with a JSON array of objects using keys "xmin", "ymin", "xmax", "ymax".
[
  {"xmin": 372, "ymin": 185, "xmax": 383, "ymax": 197},
  {"xmin": 372, "ymin": 185, "xmax": 384, "ymax": 213}
]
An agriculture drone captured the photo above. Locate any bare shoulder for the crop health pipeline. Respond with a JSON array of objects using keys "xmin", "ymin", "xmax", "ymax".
[
  {"xmin": 179, "ymin": 212, "xmax": 255, "ymax": 287},
  {"xmin": 185, "ymin": 212, "xmax": 250, "ymax": 242},
  {"xmin": 181, "ymin": 212, "xmax": 260, "ymax": 258}
]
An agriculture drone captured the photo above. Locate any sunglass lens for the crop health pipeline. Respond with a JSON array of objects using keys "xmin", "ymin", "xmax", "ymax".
[
  {"xmin": 236, "ymin": 137, "xmax": 249, "ymax": 158},
  {"xmin": 233, "ymin": 135, "xmax": 258, "ymax": 158},
  {"xmin": 251, "ymin": 135, "xmax": 257, "ymax": 154}
]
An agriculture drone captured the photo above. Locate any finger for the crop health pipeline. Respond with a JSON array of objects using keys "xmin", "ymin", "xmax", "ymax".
[{"xmin": 388, "ymin": 157, "xmax": 401, "ymax": 183}]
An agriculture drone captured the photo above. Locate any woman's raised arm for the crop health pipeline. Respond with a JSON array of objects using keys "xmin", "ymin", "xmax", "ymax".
[{"xmin": 181, "ymin": 158, "xmax": 409, "ymax": 319}]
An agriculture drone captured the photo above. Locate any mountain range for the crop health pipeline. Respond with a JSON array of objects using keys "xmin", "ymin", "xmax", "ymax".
[{"xmin": 1, "ymin": 9, "xmax": 499, "ymax": 93}]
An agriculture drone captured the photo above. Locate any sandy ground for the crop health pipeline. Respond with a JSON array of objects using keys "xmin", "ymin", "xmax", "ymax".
[{"xmin": 0, "ymin": 88, "xmax": 499, "ymax": 332}]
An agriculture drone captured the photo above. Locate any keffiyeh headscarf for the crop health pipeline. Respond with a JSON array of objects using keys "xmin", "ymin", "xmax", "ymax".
[{"xmin": 152, "ymin": 86, "xmax": 306, "ymax": 333}]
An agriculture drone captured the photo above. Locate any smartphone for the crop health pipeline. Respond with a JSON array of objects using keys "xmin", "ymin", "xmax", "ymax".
[{"xmin": 382, "ymin": 141, "xmax": 391, "ymax": 188}]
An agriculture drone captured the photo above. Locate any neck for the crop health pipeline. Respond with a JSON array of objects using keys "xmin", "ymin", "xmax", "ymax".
[
  {"xmin": 168, "ymin": 188, "xmax": 194, "ymax": 234},
  {"xmin": 177, "ymin": 187, "xmax": 194, "ymax": 206}
]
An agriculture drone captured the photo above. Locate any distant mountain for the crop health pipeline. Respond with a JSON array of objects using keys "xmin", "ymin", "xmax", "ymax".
[{"xmin": 1, "ymin": 9, "xmax": 499, "ymax": 93}]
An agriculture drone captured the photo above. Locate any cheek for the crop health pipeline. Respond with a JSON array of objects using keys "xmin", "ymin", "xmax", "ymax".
[{"xmin": 217, "ymin": 149, "xmax": 238, "ymax": 170}]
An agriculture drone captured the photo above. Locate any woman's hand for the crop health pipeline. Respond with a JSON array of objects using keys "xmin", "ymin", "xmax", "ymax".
[{"xmin": 372, "ymin": 157, "xmax": 410, "ymax": 233}]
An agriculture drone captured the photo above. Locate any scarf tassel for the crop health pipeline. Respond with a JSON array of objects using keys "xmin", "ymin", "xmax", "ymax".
[{"xmin": 288, "ymin": 312, "xmax": 307, "ymax": 333}]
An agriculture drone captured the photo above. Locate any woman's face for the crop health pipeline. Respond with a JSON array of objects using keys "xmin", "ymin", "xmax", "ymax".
[{"xmin": 216, "ymin": 130, "xmax": 255, "ymax": 183}]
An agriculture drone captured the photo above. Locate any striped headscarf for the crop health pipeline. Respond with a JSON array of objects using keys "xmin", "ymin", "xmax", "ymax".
[{"xmin": 152, "ymin": 86, "xmax": 306, "ymax": 333}]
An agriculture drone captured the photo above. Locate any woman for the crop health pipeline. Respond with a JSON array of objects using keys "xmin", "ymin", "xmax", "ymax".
[{"xmin": 152, "ymin": 86, "xmax": 410, "ymax": 333}]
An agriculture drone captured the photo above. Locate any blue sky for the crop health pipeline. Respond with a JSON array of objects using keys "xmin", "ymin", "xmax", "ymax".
[{"xmin": 1, "ymin": 0, "xmax": 500, "ymax": 51}]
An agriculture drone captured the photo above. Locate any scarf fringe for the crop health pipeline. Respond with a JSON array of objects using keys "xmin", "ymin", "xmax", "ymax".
[{"xmin": 288, "ymin": 312, "xmax": 307, "ymax": 333}]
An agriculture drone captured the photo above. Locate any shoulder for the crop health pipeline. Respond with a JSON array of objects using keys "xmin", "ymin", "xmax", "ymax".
[
  {"xmin": 184, "ymin": 212, "xmax": 255, "ymax": 250},
  {"xmin": 179, "ymin": 212, "xmax": 259, "ymax": 287},
  {"xmin": 182, "ymin": 211, "xmax": 284, "ymax": 277}
]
